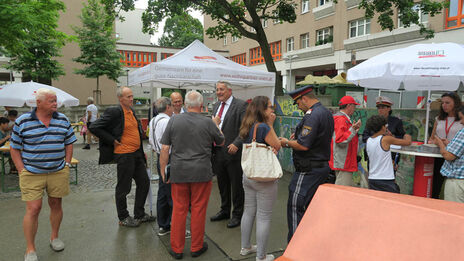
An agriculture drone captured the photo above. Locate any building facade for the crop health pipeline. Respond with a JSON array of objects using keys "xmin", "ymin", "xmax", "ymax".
[{"xmin": 203, "ymin": 0, "xmax": 464, "ymax": 102}]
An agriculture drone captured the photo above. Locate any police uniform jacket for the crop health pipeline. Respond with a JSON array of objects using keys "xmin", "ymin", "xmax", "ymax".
[{"xmin": 293, "ymin": 102, "xmax": 334, "ymax": 172}]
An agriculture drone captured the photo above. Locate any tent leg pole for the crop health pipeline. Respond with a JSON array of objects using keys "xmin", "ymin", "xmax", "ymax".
[{"xmin": 424, "ymin": 90, "xmax": 431, "ymax": 144}]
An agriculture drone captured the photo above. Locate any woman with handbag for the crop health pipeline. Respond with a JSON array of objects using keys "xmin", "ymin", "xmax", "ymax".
[{"xmin": 239, "ymin": 96, "xmax": 281, "ymax": 261}]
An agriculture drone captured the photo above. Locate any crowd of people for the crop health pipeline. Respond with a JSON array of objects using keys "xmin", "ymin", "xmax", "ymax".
[{"xmin": 3, "ymin": 84, "xmax": 464, "ymax": 261}]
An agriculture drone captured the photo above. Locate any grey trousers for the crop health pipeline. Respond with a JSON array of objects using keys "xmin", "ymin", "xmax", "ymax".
[{"xmin": 241, "ymin": 176, "xmax": 278, "ymax": 259}]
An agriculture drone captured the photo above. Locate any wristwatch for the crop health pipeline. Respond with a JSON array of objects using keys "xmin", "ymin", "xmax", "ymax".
[
  {"xmin": 65, "ymin": 162, "xmax": 71, "ymax": 167},
  {"xmin": 285, "ymin": 141, "xmax": 290, "ymax": 148}
]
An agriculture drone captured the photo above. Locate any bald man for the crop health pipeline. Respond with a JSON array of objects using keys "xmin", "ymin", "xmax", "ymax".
[
  {"xmin": 170, "ymin": 92, "xmax": 185, "ymax": 114},
  {"xmin": 90, "ymin": 87, "xmax": 155, "ymax": 227}
]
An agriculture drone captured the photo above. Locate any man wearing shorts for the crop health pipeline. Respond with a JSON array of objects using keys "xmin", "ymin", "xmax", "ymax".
[{"xmin": 10, "ymin": 88, "xmax": 77, "ymax": 261}]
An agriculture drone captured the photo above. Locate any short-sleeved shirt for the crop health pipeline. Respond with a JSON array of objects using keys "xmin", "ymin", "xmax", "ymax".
[
  {"xmin": 244, "ymin": 123, "xmax": 271, "ymax": 145},
  {"xmin": 441, "ymin": 128, "xmax": 464, "ymax": 179},
  {"xmin": 161, "ymin": 112, "xmax": 224, "ymax": 183},
  {"xmin": 0, "ymin": 130, "xmax": 8, "ymax": 146},
  {"xmin": 85, "ymin": 104, "xmax": 98, "ymax": 123},
  {"xmin": 293, "ymin": 102, "xmax": 334, "ymax": 171},
  {"xmin": 10, "ymin": 109, "xmax": 77, "ymax": 174}
]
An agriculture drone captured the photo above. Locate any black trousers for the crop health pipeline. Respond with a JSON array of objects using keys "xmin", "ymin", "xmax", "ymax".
[
  {"xmin": 368, "ymin": 179, "xmax": 400, "ymax": 193},
  {"xmin": 156, "ymin": 153, "xmax": 172, "ymax": 229},
  {"xmin": 115, "ymin": 150, "xmax": 149, "ymax": 221},
  {"xmin": 212, "ymin": 150, "xmax": 244, "ymax": 218},
  {"xmin": 287, "ymin": 166, "xmax": 329, "ymax": 242},
  {"xmin": 432, "ymin": 158, "xmax": 445, "ymax": 199}
]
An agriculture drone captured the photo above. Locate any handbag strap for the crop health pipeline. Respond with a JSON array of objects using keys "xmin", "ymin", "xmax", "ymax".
[{"xmin": 252, "ymin": 123, "xmax": 261, "ymax": 142}]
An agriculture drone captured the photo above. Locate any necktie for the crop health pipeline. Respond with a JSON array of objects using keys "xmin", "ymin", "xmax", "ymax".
[{"xmin": 217, "ymin": 102, "xmax": 226, "ymax": 119}]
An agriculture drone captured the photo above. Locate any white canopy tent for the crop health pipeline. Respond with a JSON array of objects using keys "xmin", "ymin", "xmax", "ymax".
[
  {"xmin": 347, "ymin": 42, "xmax": 464, "ymax": 143},
  {"xmin": 128, "ymin": 40, "xmax": 276, "ymax": 102}
]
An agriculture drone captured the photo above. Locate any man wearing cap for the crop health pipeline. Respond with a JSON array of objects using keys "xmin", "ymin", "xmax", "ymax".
[
  {"xmin": 279, "ymin": 85, "xmax": 334, "ymax": 242},
  {"xmin": 362, "ymin": 96, "xmax": 405, "ymax": 169},
  {"xmin": 329, "ymin": 96, "xmax": 361, "ymax": 186}
]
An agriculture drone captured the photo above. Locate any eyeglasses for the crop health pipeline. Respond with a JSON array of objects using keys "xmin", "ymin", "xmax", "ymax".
[{"xmin": 376, "ymin": 105, "xmax": 390, "ymax": 109}]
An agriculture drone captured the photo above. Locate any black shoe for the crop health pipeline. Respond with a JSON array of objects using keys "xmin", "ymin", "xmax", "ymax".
[
  {"xmin": 169, "ymin": 249, "xmax": 183, "ymax": 260},
  {"xmin": 82, "ymin": 144, "xmax": 90, "ymax": 150},
  {"xmin": 191, "ymin": 242, "xmax": 208, "ymax": 258},
  {"xmin": 227, "ymin": 217, "xmax": 241, "ymax": 228},
  {"xmin": 210, "ymin": 211, "xmax": 229, "ymax": 222}
]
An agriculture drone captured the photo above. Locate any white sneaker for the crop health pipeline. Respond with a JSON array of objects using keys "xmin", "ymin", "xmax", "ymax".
[
  {"xmin": 240, "ymin": 244, "xmax": 257, "ymax": 256},
  {"xmin": 24, "ymin": 251, "xmax": 38, "ymax": 261},
  {"xmin": 50, "ymin": 238, "xmax": 65, "ymax": 252},
  {"xmin": 256, "ymin": 254, "xmax": 275, "ymax": 261}
]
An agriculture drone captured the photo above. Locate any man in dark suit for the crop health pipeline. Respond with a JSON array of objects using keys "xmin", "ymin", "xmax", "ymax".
[
  {"xmin": 90, "ymin": 87, "xmax": 155, "ymax": 227},
  {"xmin": 210, "ymin": 81, "xmax": 248, "ymax": 228}
]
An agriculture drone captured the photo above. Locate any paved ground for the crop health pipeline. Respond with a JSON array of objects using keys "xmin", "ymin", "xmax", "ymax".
[{"xmin": 0, "ymin": 136, "xmax": 289, "ymax": 261}]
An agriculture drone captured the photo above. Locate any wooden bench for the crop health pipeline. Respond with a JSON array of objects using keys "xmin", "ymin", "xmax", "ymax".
[{"xmin": 70, "ymin": 157, "xmax": 79, "ymax": 185}]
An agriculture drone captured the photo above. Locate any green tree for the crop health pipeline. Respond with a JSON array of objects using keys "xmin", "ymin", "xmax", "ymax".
[
  {"xmin": 102, "ymin": 0, "xmax": 446, "ymax": 96},
  {"xmin": 158, "ymin": 12, "xmax": 204, "ymax": 48},
  {"xmin": 2, "ymin": 0, "xmax": 69, "ymax": 83},
  {"xmin": 0, "ymin": 0, "xmax": 67, "ymax": 54},
  {"xmin": 73, "ymin": 0, "xmax": 122, "ymax": 104}
]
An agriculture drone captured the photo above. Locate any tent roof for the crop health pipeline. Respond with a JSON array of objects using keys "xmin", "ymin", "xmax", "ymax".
[{"xmin": 128, "ymin": 40, "xmax": 275, "ymax": 90}]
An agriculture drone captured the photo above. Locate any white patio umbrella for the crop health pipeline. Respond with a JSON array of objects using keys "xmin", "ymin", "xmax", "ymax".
[
  {"xmin": 347, "ymin": 42, "xmax": 464, "ymax": 143},
  {"xmin": 0, "ymin": 81, "xmax": 79, "ymax": 107}
]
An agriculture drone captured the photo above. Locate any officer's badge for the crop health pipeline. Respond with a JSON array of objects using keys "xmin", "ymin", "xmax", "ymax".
[{"xmin": 301, "ymin": 126, "xmax": 312, "ymax": 136}]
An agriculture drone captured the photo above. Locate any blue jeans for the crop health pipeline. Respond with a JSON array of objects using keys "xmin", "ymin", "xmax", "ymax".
[{"xmin": 156, "ymin": 154, "xmax": 172, "ymax": 229}]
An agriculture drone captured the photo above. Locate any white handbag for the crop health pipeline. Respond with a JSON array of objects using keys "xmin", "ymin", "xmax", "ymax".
[{"xmin": 241, "ymin": 123, "xmax": 283, "ymax": 182}]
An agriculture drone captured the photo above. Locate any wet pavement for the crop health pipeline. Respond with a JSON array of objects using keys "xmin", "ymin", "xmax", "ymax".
[{"xmin": 0, "ymin": 136, "xmax": 289, "ymax": 261}]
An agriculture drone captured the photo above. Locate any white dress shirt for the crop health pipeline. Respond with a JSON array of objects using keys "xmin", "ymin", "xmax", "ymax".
[{"xmin": 216, "ymin": 96, "xmax": 234, "ymax": 129}]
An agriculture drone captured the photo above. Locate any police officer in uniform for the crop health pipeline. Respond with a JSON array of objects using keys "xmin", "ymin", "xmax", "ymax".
[{"xmin": 279, "ymin": 85, "xmax": 334, "ymax": 242}]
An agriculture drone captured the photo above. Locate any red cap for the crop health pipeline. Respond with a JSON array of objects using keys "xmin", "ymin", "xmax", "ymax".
[{"xmin": 339, "ymin": 96, "xmax": 360, "ymax": 106}]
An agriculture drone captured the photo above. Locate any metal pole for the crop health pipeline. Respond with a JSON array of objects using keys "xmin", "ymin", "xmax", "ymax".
[
  {"xmin": 424, "ymin": 90, "xmax": 431, "ymax": 143},
  {"xmin": 289, "ymin": 57, "xmax": 292, "ymax": 91}
]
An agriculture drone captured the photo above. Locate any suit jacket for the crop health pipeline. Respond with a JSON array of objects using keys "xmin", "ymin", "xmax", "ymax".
[
  {"xmin": 212, "ymin": 97, "xmax": 248, "ymax": 161},
  {"xmin": 89, "ymin": 105, "xmax": 145, "ymax": 164}
]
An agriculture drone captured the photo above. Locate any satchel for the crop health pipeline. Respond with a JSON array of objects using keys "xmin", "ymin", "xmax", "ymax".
[{"xmin": 241, "ymin": 123, "xmax": 283, "ymax": 182}]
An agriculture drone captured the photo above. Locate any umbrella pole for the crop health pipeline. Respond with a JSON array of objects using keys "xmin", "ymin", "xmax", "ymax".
[{"xmin": 424, "ymin": 90, "xmax": 431, "ymax": 144}]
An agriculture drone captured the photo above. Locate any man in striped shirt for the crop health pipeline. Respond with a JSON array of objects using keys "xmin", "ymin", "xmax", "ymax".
[{"xmin": 10, "ymin": 88, "xmax": 76, "ymax": 261}]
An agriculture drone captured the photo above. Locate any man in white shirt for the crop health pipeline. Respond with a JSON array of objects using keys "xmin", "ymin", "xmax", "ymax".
[
  {"xmin": 149, "ymin": 97, "xmax": 174, "ymax": 236},
  {"xmin": 83, "ymin": 97, "xmax": 98, "ymax": 150},
  {"xmin": 170, "ymin": 92, "xmax": 185, "ymax": 114}
]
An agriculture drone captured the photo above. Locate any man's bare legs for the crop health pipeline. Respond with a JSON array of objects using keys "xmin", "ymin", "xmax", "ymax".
[
  {"xmin": 48, "ymin": 197, "xmax": 63, "ymax": 241},
  {"xmin": 23, "ymin": 199, "xmax": 42, "ymax": 254}
]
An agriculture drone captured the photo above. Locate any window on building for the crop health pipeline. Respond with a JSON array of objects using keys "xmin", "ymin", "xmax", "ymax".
[
  {"xmin": 249, "ymin": 47, "xmax": 264, "ymax": 65},
  {"xmin": 398, "ymin": 4, "xmax": 429, "ymax": 27},
  {"xmin": 318, "ymin": 0, "xmax": 330, "ymax": 6},
  {"xmin": 270, "ymin": 41, "xmax": 282, "ymax": 61},
  {"xmin": 349, "ymin": 18, "xmax": 371, "ymax": 38},
  {"xmin": 119, "ymin": 51, "xmax": 156, "ymax": 67},
  {"xmin": 262, "ymin": 19, "xmax": 268, "ymax": 28},
  {"xmin": 161, "ymin": 53, "xmax": 173, "ymax": 60},
  {"xmin": 223, "ymin": 37, "xmax": 228, "ymax": 46},
  {"xmin": 302, "ymin": 0, "xmax": 310, "ymax": 13},
  {"xmin": 316, "ymin": 27, "xmax": 333, "ymax": 45},
  {"xmin": 446, "ymin": 0, "xmax": 464, "ymax": 28},
  {"xmin": 232, "ymin": 36, "xmax": 239, "ymax": 42},
  {"xmin": 286, "ymin": 37, "xmax": 294, "ymax": 52},
  {"xmin": 230, "ymin": 53, "xmax": 247, "ymax": 66},
  {"xmin": 300, "ymin": 33, "xmax": 310, "ymax": 49}
]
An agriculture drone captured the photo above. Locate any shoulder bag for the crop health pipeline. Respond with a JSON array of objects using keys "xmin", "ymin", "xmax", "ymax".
[{"xmin": 241, "ymin": 123, "xmax": 283, "ymax": 181}]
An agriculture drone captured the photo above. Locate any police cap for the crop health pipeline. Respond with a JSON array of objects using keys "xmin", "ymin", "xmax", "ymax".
[{"xmin": 288, "ymin": 85, "xmax": 314, "ymax": 105}]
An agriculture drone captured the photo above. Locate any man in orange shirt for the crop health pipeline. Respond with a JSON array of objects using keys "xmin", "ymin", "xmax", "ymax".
[{"xmin": 90, "ymin": 87, "xmax": 155, "ymax": 227}]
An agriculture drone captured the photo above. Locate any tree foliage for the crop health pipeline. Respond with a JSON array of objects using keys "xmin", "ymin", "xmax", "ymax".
[
  {"xmin": 0, "ymin": 0, "xmax": 67, "ymax": 54},
  {"xmin": 158, "ymin": 12, "xmax": 204, "ymax": 48},
  {"xmin": 103, "ymin": 0, "xmax": 446, "ymax": 95},
  {"xmin": 73, "ymin": 0, "xmax": 122, "ymax": 104},
  {"xmin": 1, "ymin": 0, "xmax": 69, "ymax": 83}
]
